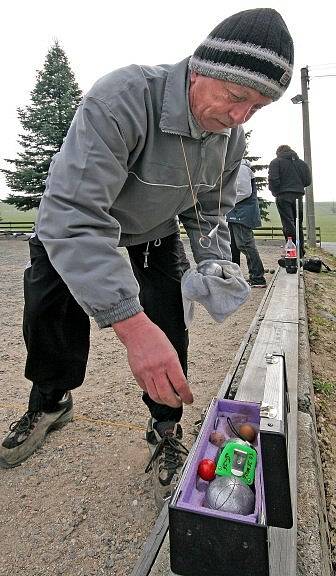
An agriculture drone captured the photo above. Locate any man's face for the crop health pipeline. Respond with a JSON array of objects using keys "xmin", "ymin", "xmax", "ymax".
[{"xmin": 189, "ymin": 72, "xmax": 272, "ymax": 133}]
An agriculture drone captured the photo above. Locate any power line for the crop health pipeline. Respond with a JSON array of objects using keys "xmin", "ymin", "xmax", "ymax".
[
  {"xmin": 309, "ymin": 62, "xmax": 336, "ymax": 69},
  {"xmin": 310, "ymin": 74, "xmax": 336, "ymax": 78}
]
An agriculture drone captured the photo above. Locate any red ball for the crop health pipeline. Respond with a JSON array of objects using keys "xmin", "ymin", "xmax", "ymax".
[{"xmin": 197, "ymin": 459, "xmax": 216, "ymax": 481}]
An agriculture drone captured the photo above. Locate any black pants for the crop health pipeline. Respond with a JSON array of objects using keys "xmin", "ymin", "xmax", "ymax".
[
  {"xmin": 228, "ymin": 222, "xmax": 241, "ymax": 266},
  {"xmin": 228, "ymin": 222, "xmax": 265, "ymax": 283},
  {"xmin": 276, "ymin": 195, "xmax": 305, "ymax": 257},
  {"xmin": 24, "ymin": 233, "xmax": 189, "ymax": 423}
]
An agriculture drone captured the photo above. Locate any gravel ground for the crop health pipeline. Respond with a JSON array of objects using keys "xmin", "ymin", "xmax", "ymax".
[{"xmin": 0, "ymin": 238, "xmax": 279, "ymax": 576}]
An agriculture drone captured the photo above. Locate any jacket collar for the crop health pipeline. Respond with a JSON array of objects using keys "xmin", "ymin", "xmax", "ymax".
[{"xmin": 159, "ymin": 58, "xmax": 192, "ymax": 137}]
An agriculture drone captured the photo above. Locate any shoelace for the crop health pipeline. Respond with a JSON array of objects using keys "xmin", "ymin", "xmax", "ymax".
[
  {"xmin": 145, "ymin": 435, "xmax": 189, "ymax": 474},
  {"xmin": 9, "ymin": 411, "xmax": 40, "ymax": 434}
]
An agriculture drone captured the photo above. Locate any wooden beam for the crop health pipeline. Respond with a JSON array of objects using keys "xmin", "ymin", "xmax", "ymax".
[
  {"xmin": 217, "ymin": 267, "xmax": 279, "ymax": 399},
  {"xmin": 235, "ymin": 320, "xmax": 298, "ymax": 403},
  {"xmin": 235, "ymin": 267, "xmax": 299, "ymax": 576}
]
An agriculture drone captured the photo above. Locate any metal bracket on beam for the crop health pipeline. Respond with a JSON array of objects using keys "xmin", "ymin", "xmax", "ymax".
[{"xmin": 260, "ymin": 352, "xmax": 293, "ymax": 529}]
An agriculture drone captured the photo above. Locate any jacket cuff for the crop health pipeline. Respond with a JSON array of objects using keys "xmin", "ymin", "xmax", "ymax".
[{"xmin": 94, "ymin": 297, "xmax": 144, "ymax": 328}]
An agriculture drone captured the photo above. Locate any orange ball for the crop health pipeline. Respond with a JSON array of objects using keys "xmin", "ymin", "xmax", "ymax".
[{"xmin": 238, "ymin": 423, "xmax": 256, "ymax": 443}]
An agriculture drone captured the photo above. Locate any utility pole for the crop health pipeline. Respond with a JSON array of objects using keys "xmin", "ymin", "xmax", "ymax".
[{"xmin": 300, "ymin": 66, "xmax": 316, "ymax": 246}]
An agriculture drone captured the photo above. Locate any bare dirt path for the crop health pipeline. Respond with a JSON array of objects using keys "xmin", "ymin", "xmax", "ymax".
[{"xmin": 0, "ymin": 239, "xmax": 279, "ymax": 576}]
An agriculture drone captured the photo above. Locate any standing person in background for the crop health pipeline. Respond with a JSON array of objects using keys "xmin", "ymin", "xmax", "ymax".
[
  {"xmin": 268, "ymin": 145, "xmax": 311, "ymax": 257},
  {"xmin": 227, "ymin": 159, "xmax": 267, "ymax": 287}
]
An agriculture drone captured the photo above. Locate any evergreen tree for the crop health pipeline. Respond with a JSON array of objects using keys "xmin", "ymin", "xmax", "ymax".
[
  {"xmin": 244, "ymin": 130, "xmax": 271, "ymax": 222},
  {"xmin": 1, "ymin": 40, "xmax": 82, "ymax": 210}
]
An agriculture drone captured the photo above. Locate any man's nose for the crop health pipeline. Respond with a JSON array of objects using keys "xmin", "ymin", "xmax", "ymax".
[{"xmin": 229, "ymin": 103, "xmax": 253, "ymax": 125}]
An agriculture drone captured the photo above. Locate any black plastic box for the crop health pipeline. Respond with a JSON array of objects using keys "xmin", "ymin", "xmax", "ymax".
[{"xmin": 169, "ymin": 397, "xmax": 291, "ymax": 576}]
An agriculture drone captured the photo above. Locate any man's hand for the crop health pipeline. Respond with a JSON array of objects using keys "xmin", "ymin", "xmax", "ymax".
[{"xmin": 113, "ymin": 312, "xmax": 193, "ymax": 408}]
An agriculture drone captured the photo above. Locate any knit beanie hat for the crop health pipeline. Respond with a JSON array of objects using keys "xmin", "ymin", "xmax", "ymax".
[{"xmin": 189, "ymin": 8, "xmax": 294, "ymax": 101}]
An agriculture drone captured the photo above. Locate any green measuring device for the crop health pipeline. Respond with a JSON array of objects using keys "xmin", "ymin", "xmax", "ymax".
[{"xmin": 215, "ymin": 438, "xmax": 257, "ymax": 485}]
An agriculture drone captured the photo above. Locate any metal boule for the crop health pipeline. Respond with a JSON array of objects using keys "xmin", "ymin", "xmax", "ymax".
[
  {"xmin": 197, "ymin": 261, "xmax": 223, "ymax": 277},
  {"xmin": 205, "ymin": 476, "xmax": 255, "ymax": 515}
]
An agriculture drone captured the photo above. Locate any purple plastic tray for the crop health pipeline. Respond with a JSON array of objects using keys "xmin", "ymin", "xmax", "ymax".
[{"xmin": 175, "ymin": 398, "xmax": 264, "ymax": 526}]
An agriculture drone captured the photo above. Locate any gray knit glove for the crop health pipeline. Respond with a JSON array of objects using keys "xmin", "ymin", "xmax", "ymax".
[{"xmin": 181, "ymin": 259, "xmax": 251, "ymax": 328}]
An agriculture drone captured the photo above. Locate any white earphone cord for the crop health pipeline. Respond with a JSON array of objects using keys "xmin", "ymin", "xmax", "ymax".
[{"xmin": 179, "ymin": 135, "xmax": 226, "ymax": 249}]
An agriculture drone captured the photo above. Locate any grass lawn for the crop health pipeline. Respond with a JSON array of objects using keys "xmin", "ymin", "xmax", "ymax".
[
  {"xmin": 0, "ymin": 202, "xmax": 37, "ymax": 223},
  {"xmin": 262, "ymin": 202, "xmax": 336, "ymax": 242}
]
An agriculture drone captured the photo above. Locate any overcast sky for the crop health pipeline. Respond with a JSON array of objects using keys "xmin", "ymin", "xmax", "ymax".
[{"xmin": 1, "ymin": 0, "xmax": 335, "ymax": 202}]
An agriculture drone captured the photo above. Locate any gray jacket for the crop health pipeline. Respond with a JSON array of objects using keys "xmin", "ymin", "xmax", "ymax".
[{"xmin": 36, "ymin": 58, "xmax": 245, "ymax": 327}]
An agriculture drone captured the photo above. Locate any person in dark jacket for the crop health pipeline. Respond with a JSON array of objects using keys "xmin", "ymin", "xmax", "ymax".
[
  {"xmin": 268, "ymin": 145, "xmax": 311, "ymax": 256},
  {"xmin": 227, "ymin": 159, "xmax": 266, "ymax": 287}
]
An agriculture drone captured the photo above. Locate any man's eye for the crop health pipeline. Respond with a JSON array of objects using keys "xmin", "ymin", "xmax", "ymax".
[{"xmin": 228, "ymin": 91, "xmax": 245, "ymax": 103}]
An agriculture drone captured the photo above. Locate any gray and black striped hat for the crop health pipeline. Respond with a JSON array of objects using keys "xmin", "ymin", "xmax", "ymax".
[{"xmin": 189, "ymin": 8, "xmax": 294, "ymax": 101}]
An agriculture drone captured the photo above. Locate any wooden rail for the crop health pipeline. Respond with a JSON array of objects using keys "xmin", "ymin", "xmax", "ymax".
[
  {"xmin": 179, "ymin": 224, "xmax": 322, "ymax": 246},
  {"xmin": 0, "ymin": 221, "xmax": 35, "ymax": 233},
  {"xmin": 234, "ymin": 269, "xmax": 299, "ymax": 575},
  {"xmin": 0, "ymin": 222, "xmax": 322, "ymax": 247},
  {"xmin": 253, "ymin": 226, "xmax": 321, "ymax": 246}
]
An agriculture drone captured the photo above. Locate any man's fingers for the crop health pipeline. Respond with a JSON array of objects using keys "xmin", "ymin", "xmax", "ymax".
[
  {"xmin": 151, "ymin": 373, "xmax": 183, "ymax": 408},
  {"xmin": 144, "ymin": 367, "xmax": 193, "ymax": 408},
  {"xmin": 166, "ymin": 364, "xmax": 194, "ymax": 405},
  {"xmin": 134, "ymin": 372, "xmax": 182, "ymax": 408}
]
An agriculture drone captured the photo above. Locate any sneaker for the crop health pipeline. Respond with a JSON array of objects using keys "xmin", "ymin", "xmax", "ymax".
[
  {"xmin": 0, "ymin": 392, "xmax": 73, "ymax": 469},
  {"xmin": 145, "ymin": 418, "xmax": 189, "ymax": 510},
  {"xmin": 248, "ymin": 279, "xmax": 267, "ymax": 288}
]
